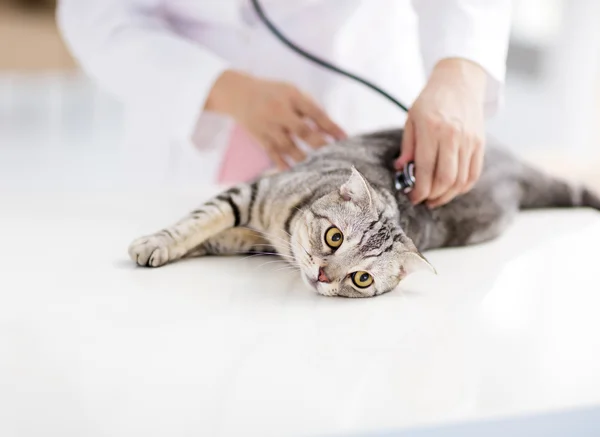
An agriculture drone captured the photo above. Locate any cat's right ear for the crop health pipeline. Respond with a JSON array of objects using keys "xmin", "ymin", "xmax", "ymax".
[
  {"xmin": 340, "ymin": 166, "xmax": 374, "ymax": 206},
  {"xmin": 398, "ymin": 251, "xmax": 437, "ymax": 279},
  {"xmin": 396, "ymin": 236, "xmax": 437, "ymax": 279}
]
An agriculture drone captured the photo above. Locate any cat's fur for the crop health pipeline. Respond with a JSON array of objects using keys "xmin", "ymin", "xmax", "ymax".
[{"xmin": 128, "ymin": 129, "xmax": 600, "ymax": 297}]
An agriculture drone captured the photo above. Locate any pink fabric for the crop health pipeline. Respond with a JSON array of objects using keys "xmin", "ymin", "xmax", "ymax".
[{"xmin": 217, "ymin": 125, "xmax": 272, "ymax": 184}]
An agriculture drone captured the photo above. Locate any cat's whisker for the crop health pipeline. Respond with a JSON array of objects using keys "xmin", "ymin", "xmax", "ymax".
[
  {"xmin": 254, "ymin": 227, "xmax": 310, "ymax": 262},
  {"xmin": 281, "ymin": 228, "xmax": 309, "ymax": 254},
  {"xmin": 250, "ymin": 250, "xmax": 295, "ymax": 258},
  {"xmin": 227, "ymin": 249, "xmax": 275, "ymax": 254},
  {"xmin": 273, "ymin": 266, "xmax": 301, "ymax": 274},
  {"xmin": 273, "ymin": 269, "xmax": 301, "ymax": 278},
  {"xmin": 268, "ymin": 258, "xmax": 302, "ymax": 269},
  {"xmin": 292, "ymin": 205, "xmax": 307, "ymax": 216},
  {"xmin": 257, "ymin": 259, "xmax": 294, "ymax": 270},
  {"xmin": 261, "ymin": 265, "xmax": 301, "ymax": 276},
  {"xmin": 239, "ymin": 253, "xmax": 295, "ymax": 263},
  {"xmin": 254, "ymin": 229, "xmax": 294, "ymax": 248},
  {"xmin": 292, "ymin": 237, "xmax": 310, "ymax": 258},
  {"xmin": 217, "ymin": 246, "xmax": 295, "ymax": 260},
  {"xmin": 271, "ymin": 260, "xmax": 302, "ymax": 270},
  {"xmin": 252, "ymin": 230, "xmax": 297, "ymax": 257}
]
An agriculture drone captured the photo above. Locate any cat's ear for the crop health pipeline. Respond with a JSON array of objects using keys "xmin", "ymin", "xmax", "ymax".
[
  {"xmin": 398, "ymin": 250, "xmax": 437, "ymax": 280},
  {"xmin": 340, "ymin": 166, "xmax": 375, "ymax": 206}
]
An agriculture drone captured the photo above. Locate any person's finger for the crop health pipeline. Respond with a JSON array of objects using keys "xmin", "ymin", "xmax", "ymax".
[
  {"xmin": 428, "ymin": 127, "xmax": 459, "ymax": 201},
  {"xmin": 301, "ymin": 129, "xmax": 328, "ymax": 148},
  {"xmin": 395, "ymin": 117, "xmax": 416, "ymax": 170},
  {"xmin": 464, "ymin": 141, "xmax": 484, "ymax": 193},
  {"xmin": 286, "ymin": 118, "xmax": 327, "ymax": 148},
  {"xmin": 427, "ymin": 145, "xmax": 470, "ymax": 208},
  {"xmin": 282, "ymin": 137, "xmax": 307, "ymax": 163},
  {"xmin": 267, "ymin": 130, "xmax": 306, "ymax": 164},
  {"xmin": 408, "ymin": 123, "xmax": 438, "ymax": 205},
  {"xmin": 294, "ymin": 95, "xmax": 347, "ymax": 140},
  {"xmin": 262, "ymin": 138, "xmax": 290, "ymax": 171},
  {"xmin": 457, "ymin": 138, "xmax": 476, "ymax": 195},
  {"xmin": 455, "ymin": 140, "xmax": 472, "ymax": 193}
]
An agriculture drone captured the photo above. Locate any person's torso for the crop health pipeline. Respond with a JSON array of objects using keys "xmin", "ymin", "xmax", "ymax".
[{"xmin": 161, "ymin": 0, "xmax": 360, "ymax": 81}]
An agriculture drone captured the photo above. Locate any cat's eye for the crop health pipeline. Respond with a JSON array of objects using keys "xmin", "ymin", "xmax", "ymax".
[
  {"xmin": 324, "ymin": 226, "xmax": 344, "ymax": 249},
  {"xmin": 351, "ymin": 271, "xmax": 374, "ymax": 288}
]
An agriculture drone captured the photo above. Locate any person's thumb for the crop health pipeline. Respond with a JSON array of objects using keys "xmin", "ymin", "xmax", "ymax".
[{"xmin": 395, "ymin": 118, "xmax": 416, "ymax": 170}]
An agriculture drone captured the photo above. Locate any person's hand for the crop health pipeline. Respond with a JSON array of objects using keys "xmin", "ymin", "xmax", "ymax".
[
  {"xmin": 205, "ymin": 69, "xmax": 346, "ymax": 169},
  {"xmin": 395, "ymin": 58, "xmax": 487, "ymax": 208}
]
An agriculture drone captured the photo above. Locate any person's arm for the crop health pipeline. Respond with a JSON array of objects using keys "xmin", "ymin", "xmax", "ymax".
[
  {"xmin": 57, "ymin": 0, "xmax": 346, "ymax": 168},
  {"xmin": 397, "ymin": 0, "xmax": 512, "ymax": 208},
  {"xmin": 56, "ymin": 0, "xmax": 229, "ymax": 144},
  {"xmin": 411, "ymin": 0, "xmax": 512, "ymax": 116}
]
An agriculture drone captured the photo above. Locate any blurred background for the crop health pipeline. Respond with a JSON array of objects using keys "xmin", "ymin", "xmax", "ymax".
[
  {"xmin": 0, "ymin": 0, "xmax": 124, "ymax": 192},
  {"xmin": 2, "ymin": 0, "xmax": 600, "ymax": 192}
]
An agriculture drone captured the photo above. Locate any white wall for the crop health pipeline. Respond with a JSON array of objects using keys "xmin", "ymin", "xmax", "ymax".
[{"xmin": 487, "ymin": 0, "xmax": 600, "ymax": 159}]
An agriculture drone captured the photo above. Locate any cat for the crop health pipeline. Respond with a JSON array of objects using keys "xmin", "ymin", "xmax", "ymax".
[{"xmin": 128, "ymin": 128, "xmax": 600, "ymax": 298}]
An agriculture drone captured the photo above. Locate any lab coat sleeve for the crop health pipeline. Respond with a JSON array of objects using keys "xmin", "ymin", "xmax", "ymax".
[
  {"xmin": 410, "ymin": 0, "xmax": 512, "ymax": 116},
  {"xmin": 56, "ymin": 0, "xmax": 230, "ymax": 143}
]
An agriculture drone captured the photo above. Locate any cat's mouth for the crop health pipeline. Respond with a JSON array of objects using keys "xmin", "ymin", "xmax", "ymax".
[
  {"xmin": 302, "ymin": 270, "xmax": 339, "ymax": 296},
  {"xmin": 302, "ymin": 272, "xmax": 319, "ymax": 290}
]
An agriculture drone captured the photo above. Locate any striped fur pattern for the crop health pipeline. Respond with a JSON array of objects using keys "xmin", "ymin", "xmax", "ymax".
[{"xmin": 128, "ymin": 128, "xmax": 600, "ymax": 298}]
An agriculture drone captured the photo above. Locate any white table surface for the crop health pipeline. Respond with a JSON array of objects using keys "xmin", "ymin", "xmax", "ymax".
[{"xmin": 2, "ymin": 187, "xmax": 600, "ymax": 437}]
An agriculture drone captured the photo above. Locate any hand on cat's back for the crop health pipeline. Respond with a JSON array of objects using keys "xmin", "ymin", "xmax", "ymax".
[
  {"xmin": 395, "ymin": 58, "xmax": 487, "ymax": 209},
  {"xmin": 205, "ymin": 69, "xmax": 347, "ymax": 170}
]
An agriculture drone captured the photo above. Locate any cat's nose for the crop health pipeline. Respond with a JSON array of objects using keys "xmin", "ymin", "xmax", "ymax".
[{"xmin": 317, "ymin": 267, "xmax": 331, "ymax": 283}]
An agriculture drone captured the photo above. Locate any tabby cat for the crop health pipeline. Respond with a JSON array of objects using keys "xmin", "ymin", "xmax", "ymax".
[{"xmin": 128, "ymin": 129, "xmax": 600, "ymax": 298}]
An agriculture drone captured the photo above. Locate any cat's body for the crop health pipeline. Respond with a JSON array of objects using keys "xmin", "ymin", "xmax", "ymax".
[{"xmin": 129, "ymin": 129, "xmax": 600, "ymax": 297}]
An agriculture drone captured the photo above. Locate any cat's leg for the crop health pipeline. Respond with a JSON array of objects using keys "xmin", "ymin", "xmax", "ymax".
[
  {"xmin": 185, "ymin": 227, "xmax": 273, "ymax": 257},
  {"xmin": 418, "ymin": 146, "xmax": 600, "ymax": 251},
  {"xmin": 129, "ymin": 183, "xmax": 260, "ymax": 267},
  {"xmin": 462, "ymin": 165, "xmax": 600, "ymax": 245},
  {"xmin": 517, "ymin": 164, "xmax": 600, "ymax": 211},
  {"xmin": 452, "ymin": 158, "xmax": 600, "ymax": 248}
]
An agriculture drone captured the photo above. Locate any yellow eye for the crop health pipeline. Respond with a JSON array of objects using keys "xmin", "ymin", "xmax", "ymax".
[
  {"xmin": 324, "ymin": 226, "xmax": 344, "ymax": 249},
  {"xmin": 352, "ymin": 271, "xmax": 374, "ymax": 288}
]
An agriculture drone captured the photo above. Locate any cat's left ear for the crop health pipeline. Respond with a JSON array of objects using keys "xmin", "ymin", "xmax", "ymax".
[
  {"xmin": 398, "ymin": 250, "xmax": 437, "ymax": 280},
  {"xmin": 340, "ymin": 166, "xmax": 376, "ymax": 206}
]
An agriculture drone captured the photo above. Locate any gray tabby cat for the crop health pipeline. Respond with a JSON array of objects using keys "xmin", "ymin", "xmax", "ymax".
[{"xmin": 128, "ymin": 129, "xmax": 600, "ymax": 298}]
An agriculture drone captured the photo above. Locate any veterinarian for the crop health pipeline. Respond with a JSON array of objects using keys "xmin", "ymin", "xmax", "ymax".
[{"xmin": 57, "ymin": 0, "xmax": 512, "ymax": 207}]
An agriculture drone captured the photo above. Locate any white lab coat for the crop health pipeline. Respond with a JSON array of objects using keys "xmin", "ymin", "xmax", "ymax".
[{"xmin": 57, "ymin": 0, "xmax": 512, "ymax": 186}]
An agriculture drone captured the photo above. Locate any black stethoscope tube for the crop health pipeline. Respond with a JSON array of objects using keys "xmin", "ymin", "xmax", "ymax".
[{"xmin": 250, "ymin": 0, "xmax": 416, "ymax": 193}]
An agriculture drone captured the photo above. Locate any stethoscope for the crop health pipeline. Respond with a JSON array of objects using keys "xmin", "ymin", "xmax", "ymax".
[{"xmin": 249, "ymin": 0, "xmax": 416, "ymax": 194}]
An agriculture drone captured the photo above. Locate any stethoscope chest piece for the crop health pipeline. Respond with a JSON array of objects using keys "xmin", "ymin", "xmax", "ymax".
[{"xmin": 394, "ymin": 161, "xmax": 416, "ymax": 194}]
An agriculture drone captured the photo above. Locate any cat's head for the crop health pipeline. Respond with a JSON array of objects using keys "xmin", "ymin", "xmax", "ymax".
[{"xmin": 291, "ymin": 167, "xmax": 435, "ymax": 297}]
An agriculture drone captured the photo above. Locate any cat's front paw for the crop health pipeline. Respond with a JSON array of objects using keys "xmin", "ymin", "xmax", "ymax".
[{"xmin": 128, "ymin": 234, "xmax": 172, "ymax": 267}]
